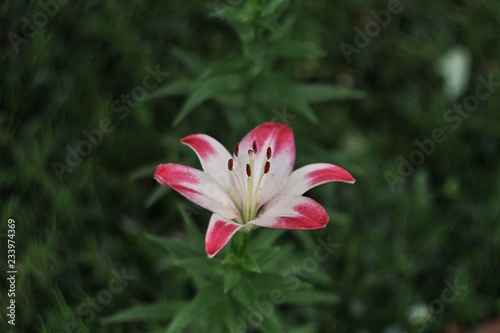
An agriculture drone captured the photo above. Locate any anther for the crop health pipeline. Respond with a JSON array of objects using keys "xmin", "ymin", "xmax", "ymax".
[
  {"xmin": 266, "ymin": 147, "xmax": 272, "ymax": 159},
  {"xmin": 228, "ymin": 159, "xmax": 233, "ymax": 171},
  {"xmin": 252, "ymin": 140, "xmax": 257, "ymax": 153},
  {"xmin": 234, "ymin": 142, "xmax": 239, "ymax": 157},
  {"xmin": 246, "ymin": 164, "xmax": 251, "ymax": 177},
  {"xmin": 264, "ymin": 161, "xmax": 271, "ymax": 174}
]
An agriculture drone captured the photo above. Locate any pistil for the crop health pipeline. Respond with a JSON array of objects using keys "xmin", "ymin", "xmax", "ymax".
[{"xmin": 227, "ymin": 142, "xmax": 273, "ymax": 223}]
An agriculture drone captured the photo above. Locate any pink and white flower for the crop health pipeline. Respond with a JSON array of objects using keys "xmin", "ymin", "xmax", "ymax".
[{"xmin": 154, "ymin": 122, "xmax": 355, "ymax": 258}]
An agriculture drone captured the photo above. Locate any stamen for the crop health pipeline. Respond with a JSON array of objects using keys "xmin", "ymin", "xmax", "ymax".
[
  {"xmin": 246, "ymin": 164, "xmax": 251, "ymax": 177},
  {"xmin": 264, "ymin": 161, "xmax": 271, "ymax": 174},
  {"xmin": 234, "ymin": 142, "xmax": 239, "ymax": 156},
  {"xmin": 252, "ymin": 140, "xmax": 257, "ymax": 153},
  {"xmin": 266, "ymin": 147, "xmax": 272, "ymax": 159},
  {"xmin": 228, "ymin": 159, "xmax": 233, "ymax": 171}
]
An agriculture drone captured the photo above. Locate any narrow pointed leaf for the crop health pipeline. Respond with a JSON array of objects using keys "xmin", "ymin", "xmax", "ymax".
[
  {"xmin": 101, "ymin": 301, "xmax": 186, "ymax": 324},
  {"xmin": 145, "ymin": 233, "xmax": 202, "ymax": 257},
  {"xmin": 173, "ymin": 75, "xmax": 241, "ymax": 126},
  {"xmin": 267, "ymin": 40, "xmax": 326, "ymax": 58},
  {"xmin": 171, "ymin": 47, "xmax": 205, "ymax": 74},
  {"xmin": 251, "ymin": 246, "xmax": 281, "ymax": 265},
  {"xmin": 145, "ymin": 186, "xmax": 169, "ymax": 208},
  {"xmin": 295, "ymin": 83, "xmax": 366, "ymax": 103},
  {"xmin": 231, "ymin": 277, "xmax": 258, "ymax": 312},
  {"xmin": 242, "ymin": 253, "xmax": 261, "ymax": 273},
  {"xmin": 146, "ymin": 79, "xmax": 191, "ymax": 100},
  {"xmin": 283, "ymin": 290, "xmax": 340, "ymax": 305},
  {"xmin": 172, "ymin": 257, "xmax": 222, "ymax": 276},
  {"xmin": 166, "ymin": 283, "xmax": 221, "ymax": 333},
  {"xmin": 224, "ymin": 266, "xmax": 242, "ymax": 293},
  {"xmin": 289, "ymin": 323, "xmax": 320, "ymax": 333},
  {"xmin": 261, "ymin": 0, "xmax": 290, "ymax": 17},
  {"xmin": 257, "ymin": 73, "xmax": 318, "ymax": 123},
  {"xmin": 221, "ymin": 295, "xmax": 239, "ymax": 333},
  {"xmin": 178, "ymin": 202, "xmax": 203, "ymax": 244},
  {"xmin": 232, "ymin": 278, "xmax": 285, "ymax": 333}
]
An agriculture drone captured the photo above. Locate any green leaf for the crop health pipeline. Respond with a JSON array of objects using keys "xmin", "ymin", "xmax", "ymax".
[
  {"xmin": 222, "ymin": 252, "xmax": 242, "ymax": 265},
  {"xmin": 256, "ymin": 73, "xmax": 318, "ymax": 123},
  {"xmin": 221, "ymin": 295, "xmax": 239, "ymax": 333},
  {"xmin": 172, "ymin": 257, "xmax": 222, "ymax": 277},
  {"xmin": 224, "ymin": 266, "xmax": 242, "ymax": 293},
  {"xmin": 293, "ymin": 230, "xmax": 315, "ymax": 249},
  {"xmin": 251, "ymin": 245, "xmax": 281, "ymax": 265},
  {"xmin": 128, "ymin": 163, "xmax": 156, "ymax": 181},
  {"xmin": 267, "ymin": 40, "xmax": 326, "ymax": 58},
  {"xmin": 197, "ymin": 56, "xmax": 249, "ymax": 82},
  {"xmin": 173, "ymin": 74, "xmax": 242, "ymax": 126},
  {"xmin": 101, "ymin": 301, "xmax": 186, "ymax": 324},
  {"xmin": 251, "ymin": 272, "xmax": 289, "ymax": 293},
  {"xmin": 260, "ymin": 312, "xmax": 286, "ymax": 333},
  {"xmin": 146, "ymin": 79, "xmax": 191, "ymax": 100},
  {"xmin": 221, "ymin": 8, "xmax": 254, "ymax": 43},
  {"xmin": 171, "ymin": 47, "xmax": 205, "ymax": 75},
  {"xmin": 178, "ymin": 202, "xmax": 203, "ymax": 244},
  {"xmin": 214, "ymin": 92, "xmax": 245, "ymax": 109},
  {"xmin": 295, "ymin": 83, "xmax": 366, "ymax": 103},
  {"xmin": 222, "ymin": 250, "xmax": 260, "ymax": 273},
  {"xmin": 144, "ymin": 233, "xmax": 202, "ymax": 257},
  {"xmin": 260, "ymin": 20, "xmax": 284, "ymax": 37},
  {"xmin": 252, "ymin": 228, "xmax": 286, "ymax": 246},
  {"xmin": 144, "ymin": 185, "xmax": 169, "ymax": 208},
  {"xmin": 256, "ymin": 243, "xmax": 295, "ymax": 269},
  {"xmin": 231, "ymin": 277, "xmax": 285, "ymax": 333},
  {"xmin": 289, "ymin": 323, "xmax": 320, "ymax": 333},
  {"xmin": 208, "ymin": 1, "xmax": 239, "ymax": 22},
  {"xmin": 242, "ymin": 253, "xmax": 261, "ymax": 273},
  {"xmin": 166, "ymin": 282, "xmax": 222, "ymax": 333},
  {"xmin": 231, "ymin": 277, "xmax": 258, "ymax": 311},
  {"xmin": 283, "ymin": 289, "xmax": 340, "ymax": 305},
  {"xmin": 261, "ymin": 0, "xmax": 290, "ymax": 17}
]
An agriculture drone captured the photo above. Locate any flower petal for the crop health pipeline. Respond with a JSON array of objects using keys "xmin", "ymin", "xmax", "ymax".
[
  {"xmin": 205, "ymin": 214, "xmax": 244, "ymax": 258},
  {"xmin": 181, "ymin": 134, "xmax": 241, "ymax": 208},
  {"xmin": 237, "ymin": 122, "xmax": 295, "ymax": 208},
  {"xmin": 248, "ymin": 196, "xmax": 328, "ymax": 230},
  {"xmin": 277, "ymin": 163, "xmax": 355, "ymax": 200},
  {"xmin": 154, "ymin": 163, "xmax": 239, "ymax": 219}
]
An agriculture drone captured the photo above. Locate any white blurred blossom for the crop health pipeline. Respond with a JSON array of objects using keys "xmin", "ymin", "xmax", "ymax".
[{"xmin": 437, "ymin": 45, "xmax": 472, "ymax": 101}]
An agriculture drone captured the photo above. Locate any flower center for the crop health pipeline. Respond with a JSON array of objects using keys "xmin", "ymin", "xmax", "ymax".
[{"xmin": 227, "ymin": 140, "xmax": 272, "ymax": 223}]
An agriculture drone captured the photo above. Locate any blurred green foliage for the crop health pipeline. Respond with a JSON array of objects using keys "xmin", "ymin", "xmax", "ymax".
[{"xmin": 1, "ymin": 0, "xmax": 499, "ymax": 332}]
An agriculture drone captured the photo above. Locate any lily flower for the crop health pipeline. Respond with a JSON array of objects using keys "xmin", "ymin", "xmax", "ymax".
[{"xmin": 154, "ymin": 122, "xmax": 355, "ymax": 258}]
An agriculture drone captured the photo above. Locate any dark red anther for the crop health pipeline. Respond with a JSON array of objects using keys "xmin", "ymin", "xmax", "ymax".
[
  {"xmin": 264, "ymin": 161, "xmax": 271, "ymax": 174},
  {"xmin": 246, "ymin": 164, "xmax": 251, "ymax": 177},
  {"xmin": 266, "ymin": 147, "xmax": 272, "ymax": 159},
  {"xmin": 252, "ymin": 140, "xmax": 257, "ymax": 153},
  {"xmin": 234, "ymin": 142, "xmax": 239, "ymax": 156},
  {"xmin": 228, "ymin": 159, "xmax": 234, "ymax": 171}
]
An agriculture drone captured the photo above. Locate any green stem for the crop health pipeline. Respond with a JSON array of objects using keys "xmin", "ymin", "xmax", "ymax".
[{"xmin": 229, "ymin": 231, "xmax": 250, "ymax": 259}]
